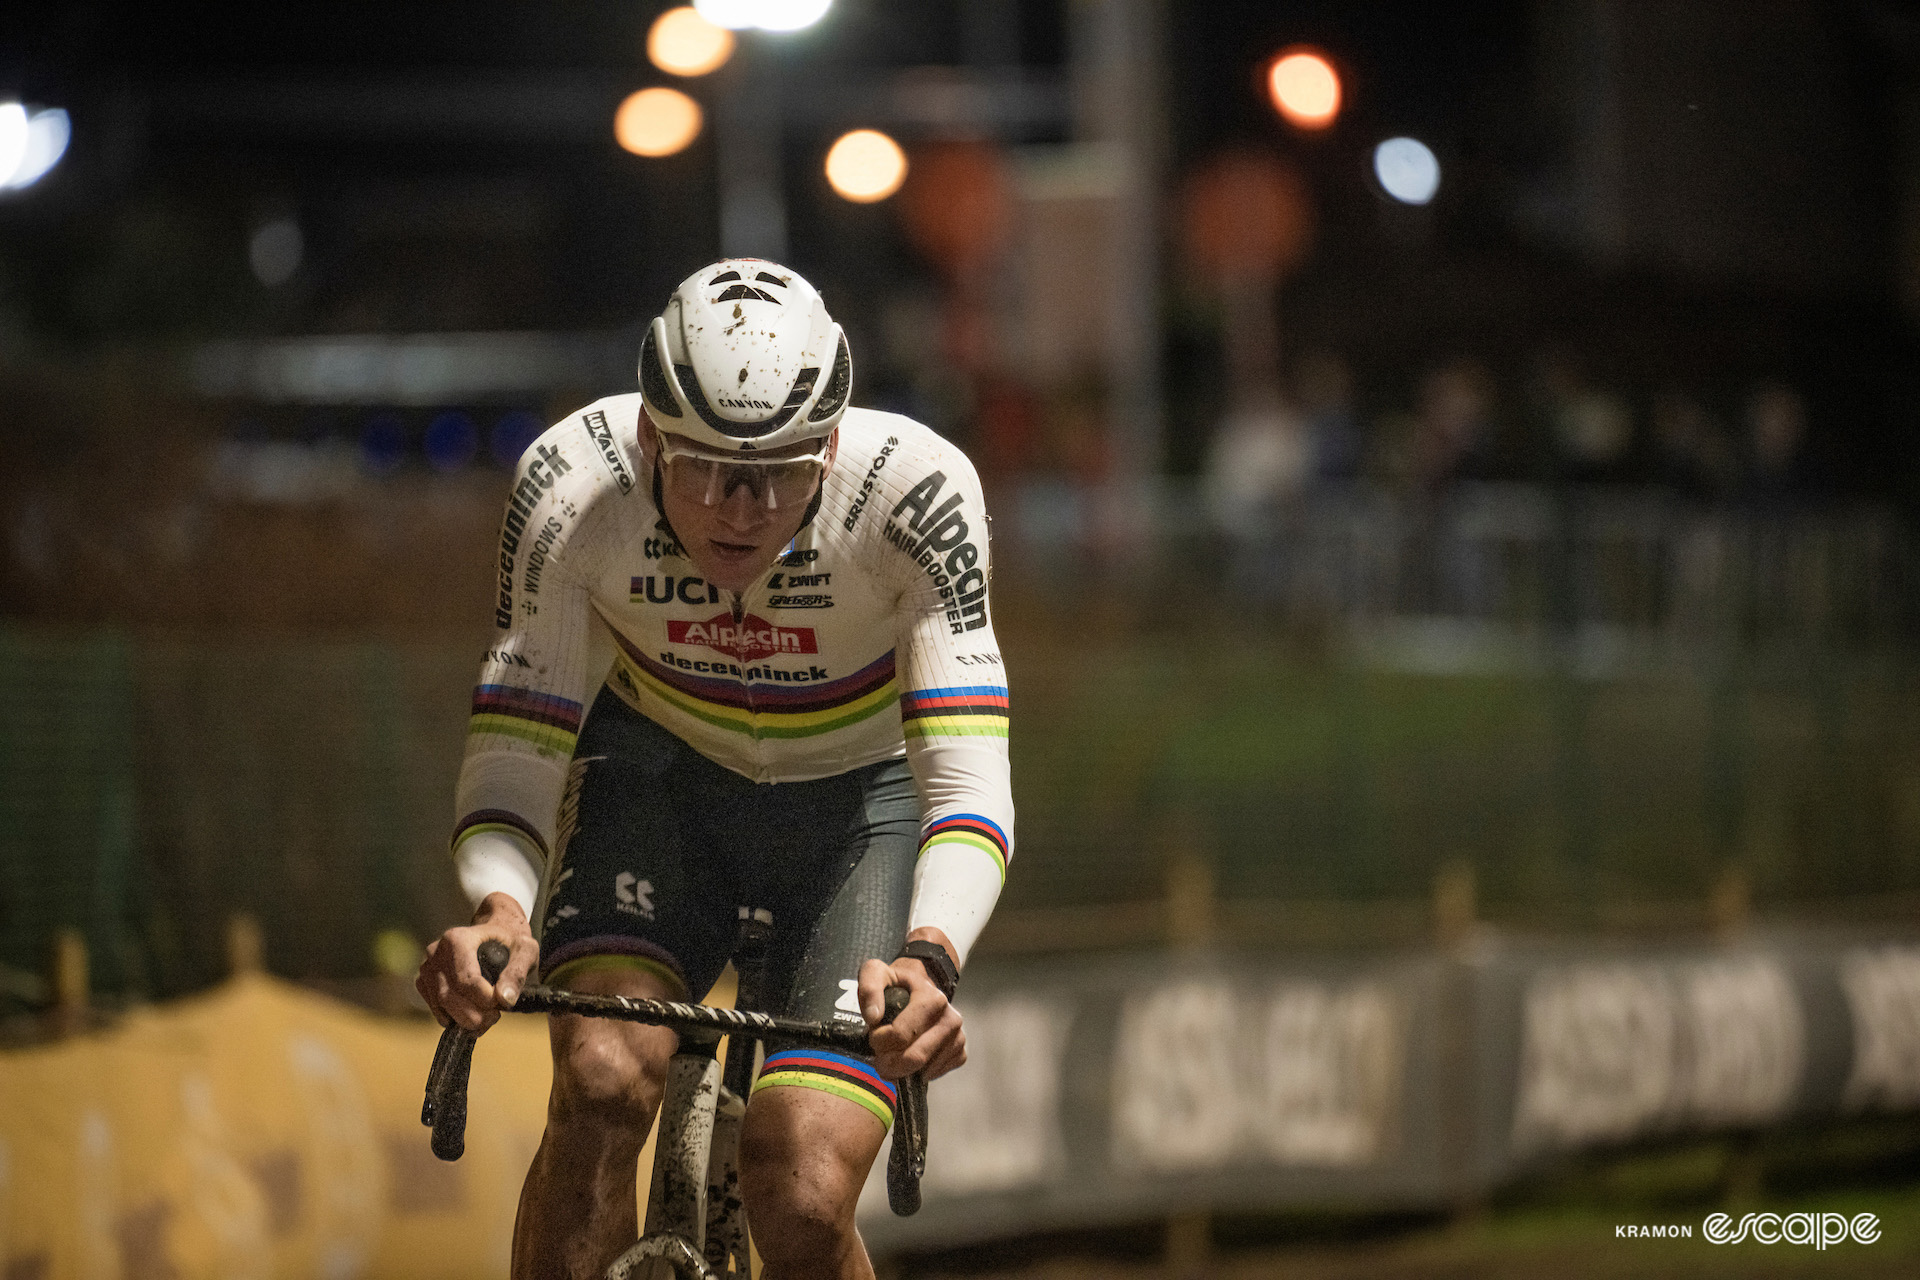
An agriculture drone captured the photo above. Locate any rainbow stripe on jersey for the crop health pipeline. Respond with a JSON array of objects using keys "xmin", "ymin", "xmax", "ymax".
[
  {"xmin": 899, "ymin": 684, "xmax": 1010, "ymax": 740},
  {"xmin": 613, "ymin": 632, "xmax": 898, "ymax": 741},
  {"xmin": 468, "ymin": 685, "xmax": 583, "ymax": 756},
  {"xmin": 920, "ymin": 812, "xmax": 1009, "ymax": 880}
]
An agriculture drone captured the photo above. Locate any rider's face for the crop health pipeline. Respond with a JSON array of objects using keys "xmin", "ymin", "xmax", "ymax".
[{"xmin": 641, "ymin": 425, "xmax": 834, "ymax": 595}]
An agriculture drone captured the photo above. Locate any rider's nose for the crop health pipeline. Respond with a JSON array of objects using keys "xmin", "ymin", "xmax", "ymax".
[{"xmin": 714, "ymin": 480, "xmax": 768, "ymax": 526}]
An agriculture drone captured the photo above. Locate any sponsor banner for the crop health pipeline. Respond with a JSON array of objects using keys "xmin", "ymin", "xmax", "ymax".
[{"xmin": 856, "ymin": 930, "xmax": 1920, "ymax": 1252}]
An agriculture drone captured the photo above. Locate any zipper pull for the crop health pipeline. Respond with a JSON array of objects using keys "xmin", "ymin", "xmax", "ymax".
[{"xmin": 730, "ymin": 593, "xmax": 744, "ymax": 625}]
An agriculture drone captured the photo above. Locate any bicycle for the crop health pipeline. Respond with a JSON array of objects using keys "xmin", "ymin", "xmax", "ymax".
[{"xmin": 420, "ymin": 913, "xmax": 929, "ymax": 1280}]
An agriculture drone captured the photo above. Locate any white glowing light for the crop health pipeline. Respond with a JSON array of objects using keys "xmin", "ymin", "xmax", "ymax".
[
  {"xmin": 695, "ymin": 0, "xmax": 832, "ymax": 32},
  {"xmin": 11, "ymin": 110, "xmax": 71, "ymax": 189},
  {"xmin": 0, "ymin": 106, "xmax": 72, "ymax": 192},
  {"xmin": 0, "ymin": 104, "xmax": 27, "ymax": 188},
  {"xmin": 1373, "ymin": 136, "xmax": 1440, "ymax": 205}
]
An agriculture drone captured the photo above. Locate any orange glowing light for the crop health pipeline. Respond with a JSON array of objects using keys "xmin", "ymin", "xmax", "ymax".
[
  {"xmin": 1268, "ymin": 50, "xmax": 1341, "ymax": 130},
  {"xmin": 824, "ymin": 129, "xmax": 908, "ymax": 203},
  {"xmin": 614, "ymin": 87, "xmax": 703, "ymax": 157},
  {"xmin": 648, "ymin": 7, "xmax": 735, "ymax": 77}
]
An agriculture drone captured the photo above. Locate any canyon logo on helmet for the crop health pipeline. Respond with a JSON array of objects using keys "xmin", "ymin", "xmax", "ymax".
[{"xmin": 639, "ymin": 258, "xmax": 853, "ymax": 453}]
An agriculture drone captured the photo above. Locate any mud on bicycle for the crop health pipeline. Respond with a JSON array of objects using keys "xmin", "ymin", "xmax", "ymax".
[{"xmin": 421, "ymin": 915, "xmax": 930, "ymax": 1280}]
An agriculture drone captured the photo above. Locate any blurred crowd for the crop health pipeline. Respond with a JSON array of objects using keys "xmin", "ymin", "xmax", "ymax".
[{"xmin": 1203, "ymin": 348, "xmax": 1812, "ymax": 535}]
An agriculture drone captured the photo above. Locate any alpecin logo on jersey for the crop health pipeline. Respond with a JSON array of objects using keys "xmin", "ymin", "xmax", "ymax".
[
  {"xmin": 887, "ymin": 470, "xmax": 989, "ymax": 634},
  {"xmin": 667, "ymin": 613, "xmax": 819, "ymax": 661},
  {"xmin": 582, "ymin": 409, "xmax": 633, "ymax": 494}
]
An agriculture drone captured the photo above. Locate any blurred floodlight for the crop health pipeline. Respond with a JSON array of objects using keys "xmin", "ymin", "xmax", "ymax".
[
  {"xmin": 649, "ymin": 7, "xmax": 735, "ymax": 76},
  {"xmin": 249, "ymin": 218, "xmax": 304, "ymax": 287},
  {"xmin": 490, "ymin": 411, "xmax": 545, "ymax": 468},
  {"xmin": 615, "ymin": 87, "xmax": 703, "ymax": 157},
  {"xmin": 1267, "ymin": 50, "xmax": 1341, "ymax": 130},
  {"xmin": 1, "ymin": 107, "xmax": 70, "ymax": 191},
  {"xmin": 359, "ymin": 414, "xmax": 409, "ymax": 474},
  {"xmin": 695, "ymin": 0, "xmax": 832, "ymax": 32},
  {"xmin": 825, "ymin": 130, "xmax": 907, "ymax": 203},
  {"xmin": 424, "ymin": 411, "xmax": 479, "ymax": 472},
  {"xmin": 0, "ymin": 104, "xmax": 27, "ymax": 187},
  {"xmin": 1373, "ymin": 136, "xmax": 1440, "ymax": 205}
]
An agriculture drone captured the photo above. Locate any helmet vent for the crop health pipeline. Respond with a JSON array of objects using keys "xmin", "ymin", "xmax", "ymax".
[
  {"xmin": 640, "ymin": 328, "xmax": 682, "ymax": 418},
  {"xmin": 754, "ymin": 272, "xmax": 788, "ymax": 287},
  {"xmin": 807, "ymin": 335, "xmax": 852, "ymax": 423},
  {"xmin": 714, "ymin": 283, "xmax": 782, "ymax": 304},
  {"xmin": 707, "ymin": 270, "xmax": 742, "ymax": 284}
]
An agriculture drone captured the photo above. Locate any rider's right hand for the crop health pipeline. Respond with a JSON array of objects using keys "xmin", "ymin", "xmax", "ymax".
[{"xmin": 416, "ymin": 891, "xmax": 540, "ymax": 1033}]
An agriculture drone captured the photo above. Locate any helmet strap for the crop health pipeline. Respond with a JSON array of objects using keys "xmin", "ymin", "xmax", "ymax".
[{"xmin": 649, "ymin": 455, "xmax": 686, "ymax": 549}]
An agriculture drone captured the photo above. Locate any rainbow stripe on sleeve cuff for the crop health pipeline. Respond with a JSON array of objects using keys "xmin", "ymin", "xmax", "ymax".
[
  {"xmin": 920, "ymin": 812, "xmax": 1009, "ymax": 881},
  {"xmin": 468, "ymin": 684, "xmax": 584, "ymax": 756},
  {"xmin": 900, "ymin": 684, "xmax": 1009, "ymax": 740},
  {"xmin": 752, "ymin": 1049, "xmax": 897, "ymax": 1128},
  {"xmin": 450, "ymin": 808, "xmax": 551, "ymax": 862}
]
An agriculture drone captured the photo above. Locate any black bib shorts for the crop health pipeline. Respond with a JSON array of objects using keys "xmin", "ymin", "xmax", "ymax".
[{"xmin": 536, "ymin": 685, "xmax": 920, "ymax": 1127}]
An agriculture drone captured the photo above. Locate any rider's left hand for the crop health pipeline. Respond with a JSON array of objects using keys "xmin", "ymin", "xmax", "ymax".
[{"xmin": 858, "ymin": 928, "xmax": 966, "ymax": 1081}]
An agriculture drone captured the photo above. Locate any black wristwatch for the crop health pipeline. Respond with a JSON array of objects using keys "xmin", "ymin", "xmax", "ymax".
[{"xmin": 896, "ymin": 939, "xmax": 960, "ymax": 1001}]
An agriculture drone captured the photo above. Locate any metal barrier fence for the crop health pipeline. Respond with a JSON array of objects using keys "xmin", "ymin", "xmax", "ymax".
[
  {"xmin": 1005, "ymin": 480, "xmax": 1917, "ymax": 655},
  {"xmin": 3, "ymin": 486, "xmax": 1919, "ymax": 1002},
  {"xmin": 858, "ymin": 929, "xmax": 1920, "ymax": 1249}
]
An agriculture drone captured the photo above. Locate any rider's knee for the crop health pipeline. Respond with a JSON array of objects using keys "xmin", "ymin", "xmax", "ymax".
[
  {"xmin": 738, "ymin": 1111, "xmax": 865, "ymax": 1254},
  {"xmin": 549, "ymin": 1023, "xmax": 667, "ymax": 1124},
  {"xmin": 740, "ymin": 1166, "xmax": 858, "ymax": 1265}
]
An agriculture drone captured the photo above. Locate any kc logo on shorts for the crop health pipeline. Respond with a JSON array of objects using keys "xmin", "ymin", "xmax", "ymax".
[{"xmin": 614, "ymin": 872, "xmax": 655, "ymax": 920}]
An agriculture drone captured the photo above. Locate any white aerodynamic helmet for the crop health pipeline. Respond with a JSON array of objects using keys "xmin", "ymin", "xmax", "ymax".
[{"xmin": 639, "ymin": 259, "xmax": 853, "ymax": 451}]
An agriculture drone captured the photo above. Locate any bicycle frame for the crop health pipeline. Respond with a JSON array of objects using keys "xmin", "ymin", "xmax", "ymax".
[{"xmin": 422, "ymin": 938, "xmax": 928, "ymax": 1279}]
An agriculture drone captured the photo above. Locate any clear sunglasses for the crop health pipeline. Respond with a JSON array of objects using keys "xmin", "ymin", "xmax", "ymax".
[{"xmin": 655, "ymin": 432, "xmax": 831, "ymax": 511}]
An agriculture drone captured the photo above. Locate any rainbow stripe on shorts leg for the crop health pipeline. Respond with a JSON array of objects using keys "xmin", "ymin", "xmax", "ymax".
[
  {"xmin": 919, "ymin": 812, "xmax": 1010, "ymax": 882},
  {"xmin": 752, "ymin": 1049, "xmax": 897, "ymax": 1129}
]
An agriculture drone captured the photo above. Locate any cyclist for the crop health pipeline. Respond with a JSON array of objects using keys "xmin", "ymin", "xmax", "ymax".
[{"xmin": 416, "ymin": 259, "xmax": 1012, "ymax": 1280}]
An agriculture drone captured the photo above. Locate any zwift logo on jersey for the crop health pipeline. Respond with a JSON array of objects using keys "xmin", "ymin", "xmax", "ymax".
[{"xmin": 667, "ymin": 613, "xmax": 818, "ymax": 661}]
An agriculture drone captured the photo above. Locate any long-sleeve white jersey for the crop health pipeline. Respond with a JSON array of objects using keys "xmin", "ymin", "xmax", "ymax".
[{"xmin": 452, "ymin": 396, "xmax": 1012, "ymax": 961}]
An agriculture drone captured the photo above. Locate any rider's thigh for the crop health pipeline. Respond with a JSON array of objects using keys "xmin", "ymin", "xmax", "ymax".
[
  {"xmin": 546, "ymin": 966, "xmax": 681, "ymax": 1125},
  {"xmin": 739, "ymin": 1086, "xmax": 886, "ymax": 1249}
]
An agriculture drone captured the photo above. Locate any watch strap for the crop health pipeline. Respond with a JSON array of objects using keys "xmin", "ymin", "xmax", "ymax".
[{"xmin": 896, "ymin": 940, "xmax": 959, "ymax": 1001}]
